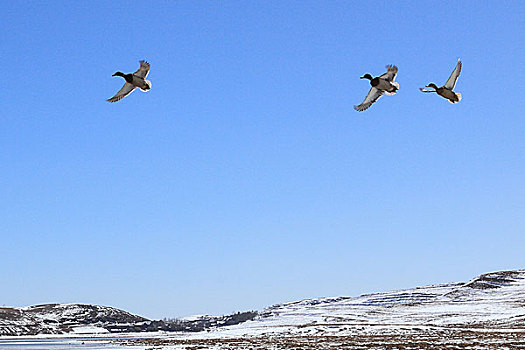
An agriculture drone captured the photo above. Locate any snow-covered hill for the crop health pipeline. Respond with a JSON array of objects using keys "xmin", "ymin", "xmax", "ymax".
[
  {"xmin": 123, "ymin": 269, "xmax": 525, "ymax": 349},
  {"xmin": 0, "ymin": 304, "xmax": 256, "ymax": 336},
  {"xmin": 250, "ymin": 269, "xmax": 525, "ymax": 333},
  {"xmin": 0, "ymin": 303, "xmax": 149, "ymax": 336},
  {"xmin": 3, "ymin": 269, "xmax": 525, "ymax": 348}
]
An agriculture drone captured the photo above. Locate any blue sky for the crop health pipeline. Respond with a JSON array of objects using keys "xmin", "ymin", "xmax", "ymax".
[{"xmin": 1, "ymin": 1, "xmax": 524, "ymax": 319}]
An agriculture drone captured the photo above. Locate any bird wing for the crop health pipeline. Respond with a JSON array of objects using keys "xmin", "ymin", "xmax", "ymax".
[
  {"xmin": 379, "ymin": 65, "xmax": 398, "ymax": 82},
  {"xmin": 354, "ymin": 87, "xmax": 384, "ymax": 111},
  {"xmin": 107, "ymin": 82, "xmax": 136, "ymax": 102},
  {"xmin": 444, "ymin": 59, "xmax": 461, "ymax": 90},
  {"xmin": 134, "ymin": 60, "xmax": 150, "ymax": 79}
]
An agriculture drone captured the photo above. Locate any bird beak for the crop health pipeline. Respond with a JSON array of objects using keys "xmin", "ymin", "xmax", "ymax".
[{"xmin": 360, "ymin": 76, "xmax": 366, "ymax": 79}]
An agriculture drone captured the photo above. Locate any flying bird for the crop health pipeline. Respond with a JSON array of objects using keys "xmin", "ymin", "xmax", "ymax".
[
  {"xmin": 420, "ymin": 59, "xmax": 462, "ymax": 103},
  {"xmin": 107, "ymin": 60, "xmax": 151, "ymax": 102},
  {"xmin": 354, "ymin": 65, "xmax": 399, "ymax": 112}
]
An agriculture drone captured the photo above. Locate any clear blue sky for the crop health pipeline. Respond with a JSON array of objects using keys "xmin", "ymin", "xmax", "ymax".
[{"xmin": 1, "ymin": 1, "xmax": 524, "ymax": 319}]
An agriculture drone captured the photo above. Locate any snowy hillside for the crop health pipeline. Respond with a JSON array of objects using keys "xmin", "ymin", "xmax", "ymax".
[
  {"xmin": 122, "ymin": 269, "xmax": 525, "ymax": 349},
  {"xmin": 0, "ymin": 303, "xmax": 149, "ymax": 336},
  {"xmin": 0, "ymin": 304, "xmax": 256, "ymax": 336},
  {"xmin": 252, "ymin": 269, "xmax": 525, "ymax": 331},
  {"xmin": 3, "ymin": 270, "xmax": 525, "ymax": 348}
]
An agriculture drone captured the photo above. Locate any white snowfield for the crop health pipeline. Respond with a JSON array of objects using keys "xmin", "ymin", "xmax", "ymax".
[
  {"xmin": 190, "ymin": 269, "xmax": 525, "ymax": 338},
  {"xmin": 110, "ymin": 270, "xmax": 525, "ymax": 349},
  {"xmin": 113, "ymin": 269, "xmax": 523, "ymax": 349},
  {"xmin": 2, "ymin": 269, "xmax": 525, "ymax": 348}
]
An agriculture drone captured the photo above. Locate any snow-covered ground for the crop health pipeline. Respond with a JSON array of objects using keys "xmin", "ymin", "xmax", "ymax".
[
  {"xmin": 112, "ymin": 269, "xmax": 525, "ymax": 348},
  {"xmin": 2, "ymin": 269, "xmax": 525, "ymax": 349}
]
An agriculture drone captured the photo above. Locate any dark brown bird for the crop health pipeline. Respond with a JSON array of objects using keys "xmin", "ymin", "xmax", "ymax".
[
  {"xmin": 107, "ymin": 60, "xmax": 151, "ymax": 102},
  {"xmin": 420, "ymin": 59, "xmax": 462, "ymax": 103},
  {"xmin": 354, "ymin": 65, "xmax": 399, "ymax": 112}
]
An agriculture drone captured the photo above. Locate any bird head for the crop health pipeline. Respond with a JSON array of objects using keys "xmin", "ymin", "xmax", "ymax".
[{"xmin": 360, "ymin": 73, "xmax": 373, "ymax": 80}]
